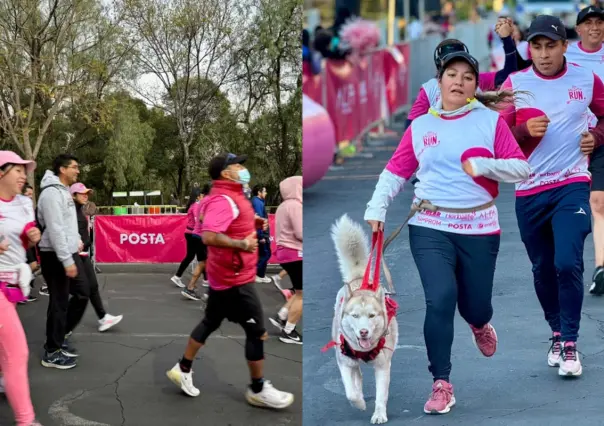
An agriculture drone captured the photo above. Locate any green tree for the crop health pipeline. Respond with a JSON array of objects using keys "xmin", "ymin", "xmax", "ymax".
[
  {"xmin": 0, "ymin": 0, "xmax": 129, "ymax": 188},
  {"xmin": 120, "ymin": 0, "xmax": 241, "ymax": 187}
]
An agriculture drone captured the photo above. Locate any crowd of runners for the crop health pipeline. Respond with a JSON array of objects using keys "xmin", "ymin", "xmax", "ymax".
[
  {"xmin": 365, "ymin": 8, "xmax": 604, "ymax": 415},
  {"xmin": 0, "ymin": 150, "xmax": 302, "ymax": 425}
]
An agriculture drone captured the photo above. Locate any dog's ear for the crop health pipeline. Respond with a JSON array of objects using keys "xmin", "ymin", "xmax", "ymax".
[
  {"xmin": 375, "ymin": 284, "xmax": 386, "ymax": 303},
  {"xmin": 344, "ymin": 281, "xmax": 354, "ymax": 300}
]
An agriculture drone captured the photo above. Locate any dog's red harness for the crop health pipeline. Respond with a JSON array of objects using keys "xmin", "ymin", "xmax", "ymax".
[{"xmin": 322, "ymin": 230, "xmax": 399, "ymax": 362}]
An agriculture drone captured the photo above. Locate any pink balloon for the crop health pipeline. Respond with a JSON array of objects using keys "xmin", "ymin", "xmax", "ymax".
[{"xmin": 303, "ymin": 95, "xmax": 336, "ymax": 188}]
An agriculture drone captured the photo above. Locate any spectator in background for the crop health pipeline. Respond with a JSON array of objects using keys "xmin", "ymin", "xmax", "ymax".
[
  {"xmin": 303, "ymin": 29, "xmax": 322, "ymax": 75},
  {"xmin": 20, "ymin": 183, "xmax": 38, "ymax": 303},
  {"xmin": 251, "ymin": 185, "xmax": 272, "ymax": 284}
]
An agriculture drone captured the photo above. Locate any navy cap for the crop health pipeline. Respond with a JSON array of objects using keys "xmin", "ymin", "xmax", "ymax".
[
  {"xmin": 527, "ymin": 15, "xmax": 567, "ymax": 42},
  {"xmin": 577, "ymin": 6, "xmax": 604, "ymax": 25}
]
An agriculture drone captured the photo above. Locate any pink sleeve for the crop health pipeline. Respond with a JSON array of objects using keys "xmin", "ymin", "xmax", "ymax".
[
  {"xmin": 478, "ymin": 72, "xmax": 497, "ymax": 91},
  {"xmin": 200, "ymin": 197, "xmax": 235, "ymax": 234},
  {"xmin": 590, "ymin": 73, "xmax": 604, "ymax": 116},
  {"xmin": 20, "ymin": 221, "xmax": 37, "ymax": 249},
  {"xmin": 385, "ymin": 127, "xmax": 419, "ymax": 179},
  {"xmin": 499, "ymin": 77, "xmax": 517, "ymax": 128},
  {"xmin": 494, "ymin": 117, "xmax": 526, "ymax": 160},
  {"xmin": 407, "ymin": 88, "xmax": 430, "ymax": 120}
]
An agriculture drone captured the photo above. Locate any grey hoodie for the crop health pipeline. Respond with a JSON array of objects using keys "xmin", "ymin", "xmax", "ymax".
[{"xmin": 37, "ymin": 170, "xmax": 80, "ymax": 267}]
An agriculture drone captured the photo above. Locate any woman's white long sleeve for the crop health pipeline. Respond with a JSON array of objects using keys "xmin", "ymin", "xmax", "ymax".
[
  {"xmin": 469, "ymin": 157, "xmax": 531, "ymax": 183},
  {"xmin": 364, "ymin": 169, "xmax": 406, "ymax": 223}
]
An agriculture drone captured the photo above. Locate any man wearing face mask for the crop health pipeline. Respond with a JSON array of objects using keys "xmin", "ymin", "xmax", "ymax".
[{"xmin": 166, "ymin": 153, "xmax": 294, "ymax": 410}]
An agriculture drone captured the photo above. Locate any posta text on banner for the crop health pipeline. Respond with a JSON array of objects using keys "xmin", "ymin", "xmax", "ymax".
[{"xmin": 94, "ymin": 214, "xmax": 279, "ymax": 264}]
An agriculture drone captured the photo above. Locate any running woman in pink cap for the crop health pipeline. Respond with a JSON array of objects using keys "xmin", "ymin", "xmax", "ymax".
[
  {"xmin": 0, "ymin": 150, "xmax": 43, "ymax": 425},
  {"xmin": 70, "ymin": 183, "xmax": 123, "ymax": 332}
]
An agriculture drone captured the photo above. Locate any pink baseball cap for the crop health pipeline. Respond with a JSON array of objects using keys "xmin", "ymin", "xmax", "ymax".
[
  {"xmin": 70, "ymin": 183, "xmax": 93, "ymax": 195},
  {"xmin": 0, "ymin": 151, "xmax": 36, "ymax": 173}
]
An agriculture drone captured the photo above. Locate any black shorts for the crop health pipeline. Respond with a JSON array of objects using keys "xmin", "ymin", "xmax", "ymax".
[
  {"xmin": 281, "ymin": 260, "xmax": 302, "ymax": 290},
  {"xmin": 205, "ymin": 283, "xmax": 264, "ymax": 328},
  {"xmin": 590, "ymin": 145, "xmax": 604, "ymax": 192}
]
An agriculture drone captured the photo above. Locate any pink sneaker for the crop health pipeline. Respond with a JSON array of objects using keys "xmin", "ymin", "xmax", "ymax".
[
  {"xmin": 470, "ymin": 323, "xmax": 497, "ymax": 357},
  {"xmin": 424, "ymin": 380, "xmax": 455, "ymax": 414},
  {"xmin": 547, "ymin": 332, "xmax": 562, "ymax": 367}
]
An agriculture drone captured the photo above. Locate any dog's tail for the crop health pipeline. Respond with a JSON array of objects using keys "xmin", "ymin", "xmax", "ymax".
[{"xmin": 330, "ymin": 214, "xmax": 370, "ymax": 285}]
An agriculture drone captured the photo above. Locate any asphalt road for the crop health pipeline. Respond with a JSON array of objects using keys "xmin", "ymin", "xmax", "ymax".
[
  {"xmin": 303, "ymin": 124, "xmax": 604, "ymax": 426},
  {"xmin": 0, "ymin": 264, "xmax": 301, "ymax": 426}
]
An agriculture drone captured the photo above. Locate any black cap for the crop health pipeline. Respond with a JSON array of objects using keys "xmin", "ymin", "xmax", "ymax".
[
  {"xmin": 438, "ymin": 51, "xmax": 479, "ymax": 77},
  {"xmin": 208, "ymin": 153, "xmax": 248, "ymax": 180},
  {"xmin": 527, "ymin": 15, "xmax": 567, "ymax": 42},
  {"xmin": 577, "ymin": 6, "xmax": 604, "ymax": 25}
]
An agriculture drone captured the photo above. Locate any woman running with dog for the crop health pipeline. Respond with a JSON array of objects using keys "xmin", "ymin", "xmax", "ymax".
[
  {"xmin": 0, "ymin": 151, "xmax": 43, "ymax": 425},
  {"xmin": 364, "ymin": 51, "xmax": 531, "ymax": 414}
]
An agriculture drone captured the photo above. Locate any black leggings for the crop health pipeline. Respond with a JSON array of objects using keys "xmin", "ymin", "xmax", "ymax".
[
  {"xmin": 176, "ymin": 233, "xmax": 201, "ymax": 277},
  {"xmin": 409, "ymin": 225, "xmax": 500, "ymax": 382},
  {"xmin": 81, "ymin": 255, "xmax": 106, "ymax": 319}
]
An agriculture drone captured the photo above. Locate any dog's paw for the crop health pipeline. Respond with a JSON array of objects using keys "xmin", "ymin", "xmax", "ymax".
[
  {"xmin": 371, "ymin": 409, "xmax": 388, "ymax": 424},
  {"xmin": 349, "ymin": 396, "xmax": 366, "ymax": 411}
]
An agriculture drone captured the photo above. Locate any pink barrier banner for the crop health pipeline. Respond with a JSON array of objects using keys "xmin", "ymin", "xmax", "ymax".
[
  {"xmin": 386, "ymin": 44, "xmax": 411, "ymax": 114},
  {"xmin": 357, "ymin": 51, "xmax": 385, "ymax": 132},
  {"xmin": 94, "ymin": 214, "xmax": 280, "ymax": 265},
  {"xmin": 302, "ymin": 44, "xmax": 411, "ymax": 146},
  {"xmin": 94, "ymin": 215, "xmax": 187, "ymax": 263},
  {"xmin": 325, "ymin": 59, "xmax": 360, "ymax": 143}
]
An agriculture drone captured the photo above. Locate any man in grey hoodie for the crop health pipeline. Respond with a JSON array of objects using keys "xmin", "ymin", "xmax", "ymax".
[{"xmin": 38, "ymin": 154, "xmax": 88, "ymax": 370}]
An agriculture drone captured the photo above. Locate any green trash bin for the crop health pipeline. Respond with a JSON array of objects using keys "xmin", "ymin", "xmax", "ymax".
[{"xmin": 113, "ymin": 206, "xmax": 128, "ymax": 215}]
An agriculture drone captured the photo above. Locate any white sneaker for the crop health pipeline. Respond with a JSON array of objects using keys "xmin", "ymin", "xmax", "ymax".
[
  {"xmin": 171, "ymin": 276, "xmax": 185, "ymax": 288},
  {"xmin": 98, "ymin": 314, "xmax": 123, "ymax": 332},
  {"xmin": 255, "ymin": 276, "xmax": 271, "ymax": 284},
  {"xmin": 202, "ymin": 279, "xmax": 209, "ymax": 287},
  {"xmin": 558, "ymin": 342, "xmax": 582, "ymax": 376},
  {"xmin": 245, "ymin": 380, "xmax": 294, "ymax": 409},
  {"xmin": 166, "ymin": 363, "xmax": 200, "ymax": 397}
]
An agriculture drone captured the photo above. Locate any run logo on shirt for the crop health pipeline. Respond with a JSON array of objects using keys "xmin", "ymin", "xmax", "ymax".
[{"xmin": 568, "ymin": 86, "xmax": 586, "ymax": 103}]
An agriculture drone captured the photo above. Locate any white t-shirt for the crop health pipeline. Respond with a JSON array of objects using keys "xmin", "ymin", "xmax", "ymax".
[
  {"xmin": 565, "ymin": 42, "xmax": 604, "ymax": 127},
  {"xmin": 0, "ymin": 195, "xmax": 35, "ymax": 268},
  {"xmin": 501, "ymin": 63, "xmax": 604, "ymax": 195}
]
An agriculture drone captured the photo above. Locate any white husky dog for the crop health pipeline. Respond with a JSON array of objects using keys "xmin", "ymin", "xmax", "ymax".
[{"xmin": 328, "ymin": 214, "xmax": 399, "ymax": 424}]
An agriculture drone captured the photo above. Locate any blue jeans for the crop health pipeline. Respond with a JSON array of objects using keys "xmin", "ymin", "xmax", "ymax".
[
  {"xmin": 515, "ymin": 182, "xmax": 591, "ymax": 342},
  {"xmin": 257, "ymin": 241, "xmax": 272, "ymax": 278}
]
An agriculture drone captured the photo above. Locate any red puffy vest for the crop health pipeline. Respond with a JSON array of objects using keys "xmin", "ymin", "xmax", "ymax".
[{"xmin": 205, "ymin": 180, "xmax": 257, "ymax": 287}]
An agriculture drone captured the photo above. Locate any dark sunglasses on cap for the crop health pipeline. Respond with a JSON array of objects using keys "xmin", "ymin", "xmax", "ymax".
[{"xmin": 434, "ymin": 42, "xmax": 469, "ymax": 69}]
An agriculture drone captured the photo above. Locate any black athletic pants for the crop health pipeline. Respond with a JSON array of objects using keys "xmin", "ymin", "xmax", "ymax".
[{"xmin": 41, "ymin": 252, "xmax": 90, "ymax": 353}]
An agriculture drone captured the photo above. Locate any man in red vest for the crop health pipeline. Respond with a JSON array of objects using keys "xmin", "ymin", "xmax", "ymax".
[{"xmin": 166, "ymin": 153, "xmax": 295, "ymax": 410}]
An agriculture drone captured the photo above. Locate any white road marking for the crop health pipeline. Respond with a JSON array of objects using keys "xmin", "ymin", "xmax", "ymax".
[{"xmin": 49, "ymin": 390, "xmax": 111, "ymax": 426}]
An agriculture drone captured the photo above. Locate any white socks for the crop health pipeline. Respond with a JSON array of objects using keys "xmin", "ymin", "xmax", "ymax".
[
  {"xmin": 278, "ymin": 307, "xmax": 288, "ymax": 321},
  {"xmin": 284, "ymin": 322, "xmax": 296, "ymax": 334}
]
